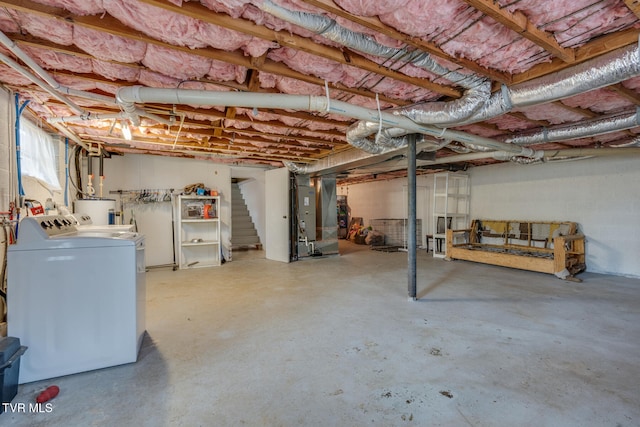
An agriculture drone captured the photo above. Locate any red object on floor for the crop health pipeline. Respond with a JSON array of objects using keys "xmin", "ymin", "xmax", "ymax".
[{"xmin": 36, "ymin": 386, "xmax": 59, "ymax": 403}]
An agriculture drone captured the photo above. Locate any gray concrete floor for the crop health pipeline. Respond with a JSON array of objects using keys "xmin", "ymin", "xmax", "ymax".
[{"xmin": 3, "ymin": 241, "xmax": 640, "ymax": 426}]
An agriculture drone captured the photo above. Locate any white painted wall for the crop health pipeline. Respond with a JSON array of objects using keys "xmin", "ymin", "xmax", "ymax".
[
  {"xmin": 470, "ymin": 157, "xmax": 640, "ymax": 278},
  {"xmin": 343, "ymin": 157, "xmax": 640, "ymax": 278},
  {"xmin": 101, "ymin": 154, "xmax": 232, "ymax": 267},
  {"xmin": 339, "ymin": 175, "xmax": 433, "ymax": 247}
]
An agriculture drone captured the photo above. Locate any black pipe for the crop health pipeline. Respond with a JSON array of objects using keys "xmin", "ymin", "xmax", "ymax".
[
  {"xmin": 408, "ymin": 135, "xmax": 417, "ymax": 300},
  {"xmin": 99, "ymin": 153, "xmax": 104, "ymax": 177},
  {"xmin": 87, "ymin": 151, "xmax": 93, "ymax": 177}
]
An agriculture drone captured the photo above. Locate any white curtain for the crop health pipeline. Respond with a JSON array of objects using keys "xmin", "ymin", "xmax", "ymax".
[{"xmin": 20, "ymin": 120, "xmax": 61, "ymax": 191}]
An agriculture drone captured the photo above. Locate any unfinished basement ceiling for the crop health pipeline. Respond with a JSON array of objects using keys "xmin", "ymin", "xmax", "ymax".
[{"xmin": 1, "ymin": 0, "xmax": 640, "ymax": 184}]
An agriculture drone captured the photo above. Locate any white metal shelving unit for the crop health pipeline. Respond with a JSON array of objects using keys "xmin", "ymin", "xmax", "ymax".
[
  {"xmin": 432, "ymin": 173, "xmax": 470, "ymax": 258},
  {"xmin": 173, "ymin": 194, "xmax": 221, "ymax": 269}
]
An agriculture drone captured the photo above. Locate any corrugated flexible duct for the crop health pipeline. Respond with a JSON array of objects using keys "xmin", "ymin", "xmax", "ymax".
[
  {"xmin": 260, "ymin": 2, "xmax": 640, "ymax": 158},
  {"xmin": 457, "ymin": 44, "xmax": 640, "ymax": 126},
  {"xmin": 260, "ymin": 0, "xmax": 491, "ymax": 126},
  {"xmin": 350, "ymin": 43, "xmax": 640, "ymax": 157},
  {"xmin": 502, "ymin": 108, "xmax": 640, "ymax": 145}
]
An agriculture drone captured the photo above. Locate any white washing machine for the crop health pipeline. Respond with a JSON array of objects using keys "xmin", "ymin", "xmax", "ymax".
[
  {"xmin": 67, "ymin": 213, "xmax": 135, "ymax": 233},
  {"xmin": 7, "ymin": 215, "xmax": 146, "ymax": 384}
]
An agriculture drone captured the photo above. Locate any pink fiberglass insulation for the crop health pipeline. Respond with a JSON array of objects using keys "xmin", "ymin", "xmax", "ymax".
[
  {"xmin": 92, "ymin": 60, "xmax": 140, "ymax": 82},
  {"xmin": 138, "ymin": 69, "xmax": 180, "ymax": 88},
  {"xmin": 487, "ymin": 114, "xmax": 539, "ymax": 132},
  {"xmin": 274, "ymin": 0, "xmax": 324, "ymax": 14},
  {"xmin": 184, "ymin": 111, "xmax": 224, "ymax": 122},
  {"xmin": 68, "ymin": 126, "xmax": 97, "ymax": 137},
  {"xmin": 251, "ymin": 123, "xmax": 287, "ymax": 134},
  {"xmin": 340, "ymin": 66, "xmax": 372, "ymax": 89},
  {"xmin": 597, "ymin": 130, "xmax": 636, "ymax": 143},
  {"xmin": 105, "ymin": 0, "xmax": 251, "ymax": 51},
  {"xmin": 45, "ymin": 104, "xmax": 75, "ymax": 118},
  {"xmin": 304, "ymin": 121, "xmax": 343, "ymax": 132},
  {"xmin": 561, "ymin": 90, "xmax": 634, "ymax": 113},
  {"xmin": 0, "ymin": 10, "xmax": 20, "ymax": 33},
  {"xmin": 453, "ymin": 124, "xmax": 504, "ymax": 138},
  {"xmin": 12, "ymin": 11, "xmax": 73, "ymax": 46},
  {"xmin": 326, "ymin": 113, "xmax": 352, "ymax": 123},
  {"xmin": 516, "ymin": 104, "xmax": 587, "ymax": 125},
  {"xmin": 199, "ymin": 0, "xmax": 252, "ymax": 19},
  {"xmin": 379, "ymin": 0, "xmax": 480, "ymax": 39},
  {"xmin": 552, "ymin": 6, "xmax": 638, "ymax": 47},
  {"xmin": 73, "ymin": 26, "xmax": 147, "ymax": 63},
  {"xmin": 142, "ymin": 44, "xmax": 211, "ymax": 80},
  {"xmin": 244, "ymin": 37, "xmax": 279, "ymax": 57},
  {"xmin": 258, "ymin": 72, "xmax": 278, "ymax": 90},
  {"xmin": 442, "ymin": 16, "xmax": 547, "ymax": 74},
  {"xmin": 22, "ymin": 45, "xmax": 93, "ymax": 73},
  {"xmin": 31, "ymin": 0, "xmax": 104, "ymax": 15},
  {"xmin": 0, "ymin": 65, "xmax": 34, "ymax": 86},
  {"xmin": 276, "ymin": 77, "xmax": 325, "ymax": 95},
  {"xmin": 225, "ymin": 120, "xmax": 252, "ymax": 130},
  {"xmin": 268, "ymin": 48, "xmax": 346, "ymax": 83},
  {"xmin": 368, "ymin": 78, "xmax": 438, "ymax": 103},
  {"xmin": 245, "ymin": 110, "xmax": 285, "ymax": 123},
  {"xmin": 207, "ymin": 60, "xmax": 248, "ymax": 84},
  {"xmin": 343, "ymin": 94, "xmax": 395, "ymax": 110},
  {"xmin": 500, "ymin": 0, "xmax": 639, "ymax": 48},
  {"xmin": 96, "ymin": 81, "xmax": 119, "ymax": 95},
  {"xmin": 54, "ymin": 74, "xmax": 99, "ymax": 91},
  {"xmin": 622, "ymin": 76, "xmax": 640, "ymax": 91},
  {"xmin": 334, "ymin": 0, "xmax": 410, "ymax": 17}
]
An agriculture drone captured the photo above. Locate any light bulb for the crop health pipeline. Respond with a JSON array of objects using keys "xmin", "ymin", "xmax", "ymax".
[{"xmin": 122, "ymin": 121, "xmax": 132, "ymax": 140}]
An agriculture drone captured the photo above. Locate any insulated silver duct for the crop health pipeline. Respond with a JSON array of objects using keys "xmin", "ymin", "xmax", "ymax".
[
  {"xmin": 503, "ymin": 108, "xmax": 640, "ymax": 145},
  {"xmin": 260, "ymin": 0, "xmax": 490, "ymax": 126},
  {"xmin": 260, "ymin": 1, "xmax": 640, "ymax": 160},
  {"xmin": 459, "ymin": 44, "xmax": 640, "ymax": 125}
]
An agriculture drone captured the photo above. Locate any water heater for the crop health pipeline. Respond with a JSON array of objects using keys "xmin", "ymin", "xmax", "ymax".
[{"xmin": 73, "ymin": 199, "xmax": 116, "ymax": 225}]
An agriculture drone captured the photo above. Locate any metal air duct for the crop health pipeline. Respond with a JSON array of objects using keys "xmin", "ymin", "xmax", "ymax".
[{"xmin": 260, "ymin": 0, "xmax": 490, "ymax": 126}]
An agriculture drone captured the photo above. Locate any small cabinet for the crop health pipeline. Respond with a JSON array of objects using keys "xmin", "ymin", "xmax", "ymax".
[{"xmin": 173, "ymin": 194, "xmax": 221, "ymax": 269}]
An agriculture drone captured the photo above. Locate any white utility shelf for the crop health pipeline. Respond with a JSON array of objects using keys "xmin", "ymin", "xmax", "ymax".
[
  {"xmin": 173, "ymin": 194, "xmax": 221, "ymax": 269},
  {"xmin": 432, "ymin": 173, "xmax": 470, "ymax": 258}
]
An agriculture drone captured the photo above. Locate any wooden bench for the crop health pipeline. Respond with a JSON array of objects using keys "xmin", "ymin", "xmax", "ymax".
[{"xmin": 446, "ymin": 220, "xmax": 586, "ymax": 281}]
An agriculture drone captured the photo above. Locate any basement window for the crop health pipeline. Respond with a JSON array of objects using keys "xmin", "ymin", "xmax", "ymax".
[{"xmin": 20, "ymin": 120, "xmax": 61, "ymax": 191}]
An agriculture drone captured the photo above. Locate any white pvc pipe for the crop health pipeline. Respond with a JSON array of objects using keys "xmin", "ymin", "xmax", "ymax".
[
  {"xmin": 48, "ymin": 112, "xmax": 126, "ymax": 123},
  {"xmin": 49, "ymin": 122, "xmax": 91, "ymax": 151},
  {"xmin": 0, "ymin": 52, "xmax": 85, "ymax": 114},
  {"xmin": 46, "ymin": 108, "xmax": 173, "ymax": 126},
  {"xmin": 116, "ymin": 86, "xmax": 540, "ymax": 157},
  {"xmin": 0, "ymin": 30, "xmax": 173, "ymax": 128},
  {"xmin": 0, "ymin": 31, "xmax": 65, "ymax": 91}
]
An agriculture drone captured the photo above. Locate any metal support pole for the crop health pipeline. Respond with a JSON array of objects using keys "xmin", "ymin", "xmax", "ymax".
[{"xmin": 408, "ymin": 135, "xmax": 417, "ymax": 300}]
